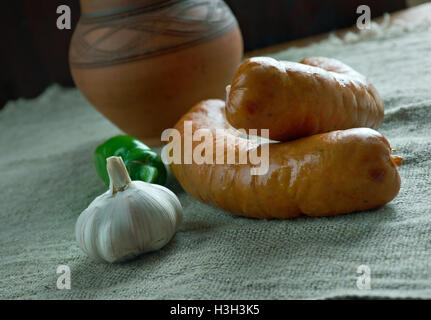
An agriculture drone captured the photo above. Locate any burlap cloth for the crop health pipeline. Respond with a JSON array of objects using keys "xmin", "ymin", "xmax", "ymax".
[{"xmin": 1, "ymin": 16, "xmax": 431, "ymax": 299}]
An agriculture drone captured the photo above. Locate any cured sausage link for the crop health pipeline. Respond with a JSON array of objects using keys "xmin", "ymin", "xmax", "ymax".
[{"xmin": 226, "ymin": 57, "xmax": 384, "ymax": 141}]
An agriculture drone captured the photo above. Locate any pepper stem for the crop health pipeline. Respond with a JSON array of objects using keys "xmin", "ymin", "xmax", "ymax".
[{"xmin": 107, "ymin": 156, "xmax": 132, "ymax": 194}]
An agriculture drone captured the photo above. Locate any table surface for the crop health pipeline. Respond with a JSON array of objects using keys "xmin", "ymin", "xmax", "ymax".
[
  {"xmin": 246, "ymin": 2, "xmax": 431, "ymax": 57},
  {"xmin": 2, "ymin": 3, "xmax": 431, "ymax": 299}
]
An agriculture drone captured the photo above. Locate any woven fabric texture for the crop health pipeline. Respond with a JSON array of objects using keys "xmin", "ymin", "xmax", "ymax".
[{"xmin": 1, "ymin": 18, "xmax": 431, "ymax": 299}]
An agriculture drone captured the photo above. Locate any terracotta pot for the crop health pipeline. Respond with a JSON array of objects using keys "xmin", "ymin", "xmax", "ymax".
[{"xmin": 70, "ymin": 0, "xmax": 243, "ymax": 146}]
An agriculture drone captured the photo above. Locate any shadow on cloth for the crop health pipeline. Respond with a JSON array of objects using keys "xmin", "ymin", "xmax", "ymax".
[{"xmin": 66, "ymin": 201, "xmax": 398, "ymax": 293}]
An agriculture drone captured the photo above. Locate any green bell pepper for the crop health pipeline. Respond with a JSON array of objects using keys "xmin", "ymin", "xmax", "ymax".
[{"xmin": 94, "ymin": 135, "xmax": 167, "ymax": 186}]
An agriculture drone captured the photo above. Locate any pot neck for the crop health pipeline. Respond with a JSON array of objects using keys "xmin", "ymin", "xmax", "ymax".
[{"xmin": 79, "ymin": 0, "xmax": 175, "ymax": 17}]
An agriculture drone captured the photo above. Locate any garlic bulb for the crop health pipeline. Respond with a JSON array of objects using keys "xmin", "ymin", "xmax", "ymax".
[{"xmin": 75, "ymin": 156, "xmax": 182, "ymax": 263}]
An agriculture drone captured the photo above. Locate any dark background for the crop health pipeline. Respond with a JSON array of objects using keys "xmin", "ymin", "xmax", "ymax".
[{"xmin": 0, "ymin": 0, "xmax": 406, "ymax": 109}]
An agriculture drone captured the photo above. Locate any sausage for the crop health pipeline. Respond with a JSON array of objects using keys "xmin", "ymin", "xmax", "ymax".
[
  {"xmin": 169, "ymin": 100, "xmax": 402, "ymax": 219},
  {"xmin": 226, "ymin": 57, "xmax": 384, "ymax": 141}
]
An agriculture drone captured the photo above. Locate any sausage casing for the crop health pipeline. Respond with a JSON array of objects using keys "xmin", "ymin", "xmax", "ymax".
[
  {"xmin": 226, "ymin": 57, "xmax": 384, "ymax": 141},
  {"xmin": 170, "ymin": 100, "xmax": 401, "ymax": 219}
]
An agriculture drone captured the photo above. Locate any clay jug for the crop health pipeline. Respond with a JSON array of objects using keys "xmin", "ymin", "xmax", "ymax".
[{"xmin": 69, "ymin": 0, "xmax": 243, "ymax": 146}]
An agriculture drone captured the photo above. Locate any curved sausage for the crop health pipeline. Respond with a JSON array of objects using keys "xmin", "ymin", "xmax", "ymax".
[
  {"xmin": 170, "ymin": 100, "xmax": 402, "ymax": 219},
  {"xmin": 226, "ymin": 57, "xmax": 384, "ymax": 141}
]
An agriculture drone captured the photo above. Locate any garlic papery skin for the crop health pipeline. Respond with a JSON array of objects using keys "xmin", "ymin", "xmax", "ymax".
[{"xmin": 75, "ymin": 156, "xmax": 182, "ymax": 263}]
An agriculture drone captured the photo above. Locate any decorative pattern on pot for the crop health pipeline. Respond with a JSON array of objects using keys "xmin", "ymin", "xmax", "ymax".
[{"xmin": 70, "ymin": 0, "xmax": 238, "ymax": 67}]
